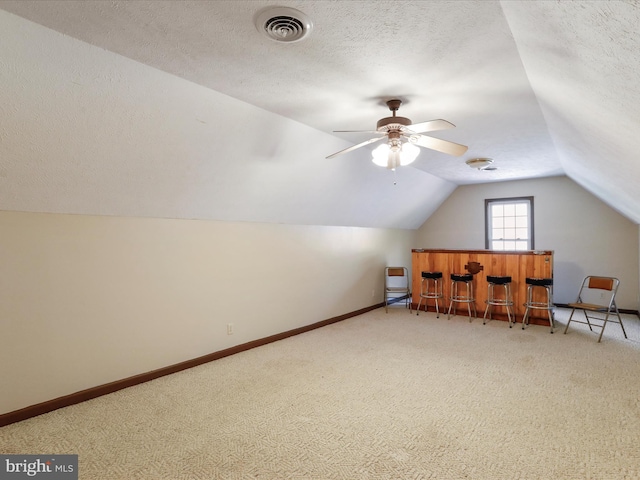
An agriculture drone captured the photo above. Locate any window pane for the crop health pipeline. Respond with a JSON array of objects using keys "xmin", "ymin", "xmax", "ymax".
[
  {"xmin": 515, "ymin": 203, "xmax": 528, "ymax": 215},
  {"xmin": 504, "ymin": 217, "xmax": 516, "ymax": 228},
  {"xmin": 492, "ymin": 204, "xmax": 503, "ymax": 216},
  {"xmin": 493, "ymin": 217, "xmax": 504, "ymax": 228},
  {"xmin": 503, "ymin": 241, "xmax": 516, "ymax": 250},
  {"xmin": 492, "ymin": 240, "xmax": 504, "ymax": 250},
  {"xmin": 504, "ymin": 228, "xmax": 516, "ymax": 239},
  {"xmin": 504, "ymin": 204, "xmax": 515, "ymax": 216},
  {"xmin": 515, "ymin": 216, "xmax": 528, "ymax": 228},
  {"xmin": 515, "ymin": 241, "xmax": 528, "ymax": 251},
  {"xmin": 515, "ymin": 228, "xmax": 528, "ymax": 239},
  {"xmin": 492, "ymin": 228, "xmax": 503, "ymax": 239}
]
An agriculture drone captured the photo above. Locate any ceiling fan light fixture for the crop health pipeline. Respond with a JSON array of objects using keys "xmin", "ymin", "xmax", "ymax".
[
  {"xmin": 400, "ymin": 142, "xmax": 420, "ymax": 166},
  {"xmin": 372, "ymin": 143, "xmax": 390, "ymax": 167},
  {"xmin": 372, "ymin": 141, "xmax": 419, "ymax": 169},
  {"xmin": 466, "ymin": 158, "xmax": 494, "ymax": 170}
]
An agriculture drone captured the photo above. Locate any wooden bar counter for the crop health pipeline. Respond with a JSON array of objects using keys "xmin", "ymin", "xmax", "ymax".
[{"xmin": 412, "ymin": 249, "xmax": 554, "ymax": 324}]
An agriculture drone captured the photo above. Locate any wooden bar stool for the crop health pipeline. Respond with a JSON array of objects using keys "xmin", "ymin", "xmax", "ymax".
[
  {"xmin": 483, "ymin": 275, "xmax": 514, "ymax": 327},
  {"xmin": 416, "ymin": 271, "xmax": 443, "ymax": 318},
  {"xmin": 447, "ymin": 273, "xmax": 476, "ymax": 322},
  {"xmin": 522, "ymin": 277, "xmax": 554, "ymax": 333}
]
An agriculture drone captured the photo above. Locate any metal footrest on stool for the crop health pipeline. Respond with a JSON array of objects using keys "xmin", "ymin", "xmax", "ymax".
[
  {"xmin": 447, "ymin": 273, "xmax": 476, "ymax": 322},
  {"xmin": 417, "ymin": 271, "xmax": 443, "ymax": 318},
  {"xmin": 522, "ymin": 277, "xmax": 554, "ymax": 333},
  {"xmin": 483, "ymin": 275, "xmax": 514, "ymax": 327}
]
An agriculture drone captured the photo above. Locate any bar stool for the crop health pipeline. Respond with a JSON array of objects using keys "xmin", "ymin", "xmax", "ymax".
[
  {"xmin": 483, "ymin": 275, "xmax": 515, "ymax": 327},
  {"xmin": 416, "ymin": 271, "xmax": 444, "ymax": 318},
  {"xmin": 447, "ymin": 273, "xmax": 476, "ymax": 322},
  {"xmin": 522, "ymin": 277, "xmax": 554, "ymax": 333}
]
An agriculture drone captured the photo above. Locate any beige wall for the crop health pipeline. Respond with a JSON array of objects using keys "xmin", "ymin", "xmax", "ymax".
[
  {"xmin": 416, "ymin": 176, "xmax": 639, "ymax": 309},
  {"xmin": 0, "ymin": 211, "xmax": 417, "ymax": 414}
]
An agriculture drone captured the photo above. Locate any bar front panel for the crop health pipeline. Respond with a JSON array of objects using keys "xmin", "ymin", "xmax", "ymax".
[{"xmin": 412, "ymin": 249, "xmax": 553, "ymax": 323}]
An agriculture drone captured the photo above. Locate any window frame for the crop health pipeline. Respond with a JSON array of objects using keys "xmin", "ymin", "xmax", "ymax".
[{"xmin": 484, "ymin": 196, "xmax": 534, "ymax": 251}]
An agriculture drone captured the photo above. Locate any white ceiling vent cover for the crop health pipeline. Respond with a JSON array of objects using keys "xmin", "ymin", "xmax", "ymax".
[
  {"xmin": 255, "ymin": 7, "xmax": 313, "ymax": 43},
  {"xmin": 466, "ymin": 158, "xmax": 496, "ymax": 170}
]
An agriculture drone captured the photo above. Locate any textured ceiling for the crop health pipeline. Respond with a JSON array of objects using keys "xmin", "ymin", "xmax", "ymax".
[{"xmin": 0, "ymin": 0, "xmax": 638, "ymax": 228}]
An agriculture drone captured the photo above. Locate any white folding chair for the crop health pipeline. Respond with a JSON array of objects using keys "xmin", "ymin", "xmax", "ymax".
[{"xmin": 384, "ymin": 267, "xmax": 412, "ymax": 313}]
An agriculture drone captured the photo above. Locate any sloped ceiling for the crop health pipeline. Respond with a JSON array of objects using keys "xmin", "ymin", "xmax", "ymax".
[{"xmin": 0, "ymin": 1, "xmax": 638, "ymax": 228}]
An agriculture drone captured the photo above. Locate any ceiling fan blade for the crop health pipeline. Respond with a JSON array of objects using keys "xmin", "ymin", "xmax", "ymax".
[
  {"xmin": 409, "ymin": 134, "xmax": 468, "ymax": 156},
  {"xmin": 326, "ymin": 136, "xmax": 385, "ymax": 159},
  {"xmin": 406, "ymin": 119, "xmax": 455, "ymax": 134},
  {"xmin": 333, "ymin": 130, "xmax": 384, "ymax": 134}
]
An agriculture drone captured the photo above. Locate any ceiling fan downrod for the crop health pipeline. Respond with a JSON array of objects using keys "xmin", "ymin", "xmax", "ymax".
[
  {"xmin": 386, "ymin": 99, "xmax": 402, "ymax": 116},
  {"xmin": 377, "ymin": 100, "xmax": 412, "ymax": 130}
]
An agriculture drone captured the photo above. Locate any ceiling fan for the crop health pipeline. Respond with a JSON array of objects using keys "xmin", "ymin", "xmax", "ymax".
[{"xmin": 326, "ymin": 99, "xmax": 468, "ymax": 169}]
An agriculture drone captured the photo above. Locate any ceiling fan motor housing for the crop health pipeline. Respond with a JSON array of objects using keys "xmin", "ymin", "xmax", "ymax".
[
  {"xmin": 377, "ymin": 116, "xmax": 412, "ymax": 130},
  {"xmin": 377, "ymin": 99, "xmax": 412, "ymax": 130}
]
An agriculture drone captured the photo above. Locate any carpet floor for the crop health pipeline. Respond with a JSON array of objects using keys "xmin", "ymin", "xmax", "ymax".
[{"xmin": 1, "ymin": 307, "xmax": 639, "ymax": 479}]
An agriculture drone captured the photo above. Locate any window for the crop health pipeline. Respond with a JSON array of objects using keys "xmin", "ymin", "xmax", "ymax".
[{"xmin": 485, "ymin": 197, "xmax": 534, "ymax": 251}]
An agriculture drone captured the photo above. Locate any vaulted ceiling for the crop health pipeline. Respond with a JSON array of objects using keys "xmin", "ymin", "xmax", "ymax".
[{"xmin": 0, "ymin": 1, "xmax": 638, "ymax": 228}]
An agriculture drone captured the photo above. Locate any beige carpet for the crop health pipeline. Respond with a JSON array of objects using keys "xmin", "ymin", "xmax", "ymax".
[{"xmin": 2, "ymin": 307, "xmax": 639, "ymax": 479}]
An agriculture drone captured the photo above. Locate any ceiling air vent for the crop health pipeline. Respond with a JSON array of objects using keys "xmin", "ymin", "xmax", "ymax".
[
  {"xmin": 255, "ymin": 7, "xmax": 313, "ymax": 43},
  {"xmin": 466, "ymin": 158, "xmax": 496, "ymax": 170}
]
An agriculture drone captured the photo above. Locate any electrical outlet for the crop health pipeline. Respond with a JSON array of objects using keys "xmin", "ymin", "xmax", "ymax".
[{"xmin": 227, "ymin": 323, "xmax": 234, "ymax": 335}]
